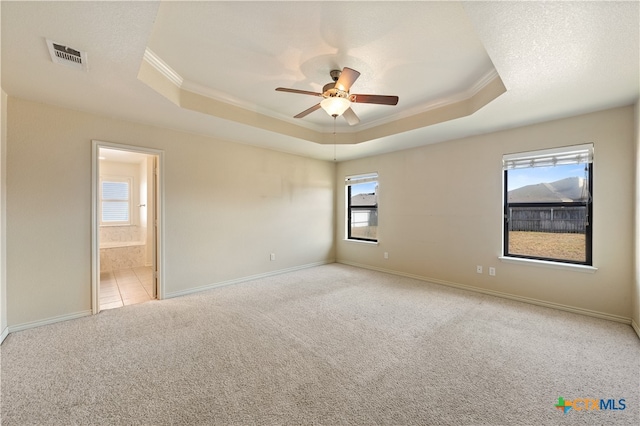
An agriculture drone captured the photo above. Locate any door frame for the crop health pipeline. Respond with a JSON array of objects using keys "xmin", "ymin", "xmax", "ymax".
[{"xmin": 91, "ymin": 140, "xmax": 165, "ymax": 314}]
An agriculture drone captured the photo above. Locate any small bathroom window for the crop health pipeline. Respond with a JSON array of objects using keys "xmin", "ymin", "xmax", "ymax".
[{"xmin": 100, "ymin": 176, "xmax": 132, "ymax": 226}]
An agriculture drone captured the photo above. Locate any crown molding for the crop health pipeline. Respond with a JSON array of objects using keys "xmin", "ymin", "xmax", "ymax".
[
  {"xmin": 143, "ymin": 48, "xmax": 325, "ymax": 132},
  {"xmin": 180, "ymin": 79, "xmax": 325, "ymax": 133},
  {"xmin": 143, "ymin": 48, "xmax": 183, "ymax": 88},
  {"xmin": 356, "ymin": 68, "xmax": 502, "ymax": 131},
  {"xmin": 140, "ymin": 50, "xmax": 505, "ymax": 146}
]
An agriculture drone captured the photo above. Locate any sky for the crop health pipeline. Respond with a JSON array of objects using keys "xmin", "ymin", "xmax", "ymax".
[
  {"xmin": 351, "ymin": 181, "xmax": 377, "ymax": 196},
  {"xmin": 507, "ymin": 164, "xmax": 587, "ymax": 191},
  {"xmin": 349, "ymin": 165, "xmax": 585, "ymax": 194}
]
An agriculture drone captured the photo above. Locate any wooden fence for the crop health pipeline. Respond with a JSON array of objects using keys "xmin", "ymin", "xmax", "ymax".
[{"xmin": 508, "ymin": 206, "xmax": 587, "ymax": 234}]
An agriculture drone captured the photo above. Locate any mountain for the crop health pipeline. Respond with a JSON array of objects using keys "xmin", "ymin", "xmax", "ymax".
[
  {"xmin": 351, "ymin": 193, "xmax": 377, "ymax": 206},
  {"xmin": 508, "ymin": 177, "xmax": 588, "ymax": 203}
]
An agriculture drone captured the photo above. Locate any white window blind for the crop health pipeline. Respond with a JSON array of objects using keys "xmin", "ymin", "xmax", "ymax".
[
  {"xmin": 503, "ymin": 143, "xmax": 593, "ymax": 170},
  {"xmin": 101, "ymin": 179, "xmax": 131, "ymax": 224},
  {"xmin": 345, "ymin": 173, "xmax": 378, "ymax": 186}
]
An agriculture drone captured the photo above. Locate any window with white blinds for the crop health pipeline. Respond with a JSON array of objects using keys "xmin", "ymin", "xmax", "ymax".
[
  {"xmin": 502, "ymin": 144, "xmax": 593, "ymax": 170},
  {"xmin": 100, "ymin": 177, "xmax": 132, "ymax": 225}
]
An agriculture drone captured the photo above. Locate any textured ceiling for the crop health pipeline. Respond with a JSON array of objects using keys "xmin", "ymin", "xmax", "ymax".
[{"xmin": 1, "ymin": 1, "xmax": 638, "ymax": 161}]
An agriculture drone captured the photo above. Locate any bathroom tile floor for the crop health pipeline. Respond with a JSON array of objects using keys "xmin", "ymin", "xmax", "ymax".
[{"xmin": 100, "ymin": 266, "xmax": 154, "ymax": 310}]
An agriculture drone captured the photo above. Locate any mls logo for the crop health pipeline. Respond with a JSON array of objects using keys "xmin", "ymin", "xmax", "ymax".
[{"xmin": 555, "ymin": 396, "xmax": 626, "ymax": 414}]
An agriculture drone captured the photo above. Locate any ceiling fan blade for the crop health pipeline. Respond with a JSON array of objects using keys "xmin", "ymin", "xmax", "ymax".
[
  {"xmin": 350, "ymin": 94, "xmax": 399, "ymax": 105},
  {"xmin": 294, "ymin": 103, "xmax": 322, "ymax": 118},
  {"xmin": 334, "ymin": 67, "xmax": 360, "ymax": 92},
  {"xmin": 342, "ymin": 107, "xmax": 360, "ymax": 126},
  {"xmin": 276, "ymin": 87, "xmax": 322, "ymax": 97}
]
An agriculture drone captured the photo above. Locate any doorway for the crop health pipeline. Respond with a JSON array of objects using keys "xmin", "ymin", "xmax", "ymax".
[{"xmin": 91, "ymin": 141, "xmax": 163, "ymax": 314}]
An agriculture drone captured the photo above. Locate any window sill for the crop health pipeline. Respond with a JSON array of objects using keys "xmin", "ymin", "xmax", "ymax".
[
  {"xmin": 344, "ymin": 239, "xmax": 379, "ymax": 246},
  {"xmin": 498, "ymin": 256, "xmax": 597, "ymax": 273}
]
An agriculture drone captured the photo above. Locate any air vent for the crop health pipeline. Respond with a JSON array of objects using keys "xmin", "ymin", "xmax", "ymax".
[{"xmin": 46, "ymin": 39, "xmax": 88, "ymax": 71}]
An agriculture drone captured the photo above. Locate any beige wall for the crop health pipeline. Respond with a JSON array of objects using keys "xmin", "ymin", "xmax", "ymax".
[
  {"xmin": 634, "ymin": 101, "xmax": 640, "ymax": 333},
  {"xmin": 4, "ymin": 96, "xmax": 637, "ymax": 330},
  {"xmin": 6, "ymin": 97, "xmax": 335, "ymax": 327},
  {"xmin": 1, "ymin": 90, "xmax": 7, "ymax": 339},
  {"xmin": 337, "ymin": 106, "xmax": 635, "ymax": 320}
]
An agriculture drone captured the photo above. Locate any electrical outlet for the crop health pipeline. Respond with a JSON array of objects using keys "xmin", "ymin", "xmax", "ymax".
[
  {"xmin": 489, "ymin": 267, "xmax": 496, "ymax": 276},
  {"xmin": 270, "ymin": 253, "xmax": 276, "ymax": 261},
  {"xmin": 476, "ymin": 265, "xmax": 483, "ymax": 274},
  {"xmin": 384, "ymin": 252, "xmax": 389, "ymax": 259}
]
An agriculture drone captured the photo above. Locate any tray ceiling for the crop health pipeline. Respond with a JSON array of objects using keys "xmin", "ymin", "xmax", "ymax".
[{"xmin": 1, "ymin": 1, "xmax": 638, "ymax": 161}]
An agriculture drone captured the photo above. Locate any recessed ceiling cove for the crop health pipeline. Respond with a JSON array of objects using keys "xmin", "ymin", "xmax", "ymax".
[
  {"xmin": 139, "ymin": 1, "xmax": 505, "ymax": 145},
  {"xmin": 4, "ymin": 1, "xmax": 635, "ymax": 160}
]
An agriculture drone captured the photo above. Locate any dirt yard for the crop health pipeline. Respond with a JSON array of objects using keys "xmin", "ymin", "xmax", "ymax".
[{"xmin": 508, "ymin": 231, "xmax": 585, "ymax": 262}]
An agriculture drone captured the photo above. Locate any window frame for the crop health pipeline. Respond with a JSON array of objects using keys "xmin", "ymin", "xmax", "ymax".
[
  {"xmin": 346, "ymin": 173, "xmax": 378, "ymax": 243},
  {"xmin": 502, "ymin": 145, "xmax": 593, "ymax": 266},
  {"xmin": 99, "ymin": 176, "xmax": 133, "ymax": 226}
]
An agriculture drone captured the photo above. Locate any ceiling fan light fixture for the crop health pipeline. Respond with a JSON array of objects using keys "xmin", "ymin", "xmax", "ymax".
[
  {"xmin": 276, "ymin": 67, "xmax": 398, "ymax": 124},
  {"xmin": 320, "ymin": 97, "xmax": 351, "ymax": 117}
]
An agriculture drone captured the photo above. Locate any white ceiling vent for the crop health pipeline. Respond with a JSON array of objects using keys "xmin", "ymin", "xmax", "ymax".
[{"xmin": 46, "ymin": 39, "xmax": 88, "ymax": 71}]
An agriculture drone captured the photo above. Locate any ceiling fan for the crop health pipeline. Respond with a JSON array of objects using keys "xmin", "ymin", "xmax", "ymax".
[{"xmin": 275, "ymin": 67, "xmax": 399, "ymax": 126}]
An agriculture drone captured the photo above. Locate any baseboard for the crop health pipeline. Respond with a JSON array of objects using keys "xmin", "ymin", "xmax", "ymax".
[
  {"xmin": 7, "ymin": 310, "xmax": 92, "ymax": 334},
  {"xmin": 2, "ymin": 261, "xmax": 335, "ymax": 337},
  {"xmin": 2, "ymin": 263, "xmax": 634, "ymax": 341},
  {"xmin": 165, "ymin": 260, "xmax": 335, "ymax": 299},
  {"xmin": 632, "ymin": 319, "xmax": 640, "ymax": 339},
  {"xmin": 338, "ymin": 260, "xmax": 632, "ymax": 325}
]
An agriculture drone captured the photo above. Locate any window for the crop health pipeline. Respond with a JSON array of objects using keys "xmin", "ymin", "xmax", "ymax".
[
  {"xmin": 346, "ymin": 173, "xmax": 378, "ymax": 242},
  {"xmin": 100, "ymin": 177, "xmax": 132, "ymax": 225},
  {"xmin": 503, "ymin": 144, "xmax": 593, "ymax": 265}
]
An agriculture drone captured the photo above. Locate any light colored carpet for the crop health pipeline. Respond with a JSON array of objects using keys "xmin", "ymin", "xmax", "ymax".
[{"xmin": 1, "ymin": 263, "xmax": 638, "ymax": 425}]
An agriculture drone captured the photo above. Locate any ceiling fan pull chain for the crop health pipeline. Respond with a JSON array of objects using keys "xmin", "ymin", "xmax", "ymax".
[{"xmin": 333, "ymin": 116, "xmax": 337, "ymax": 162}]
